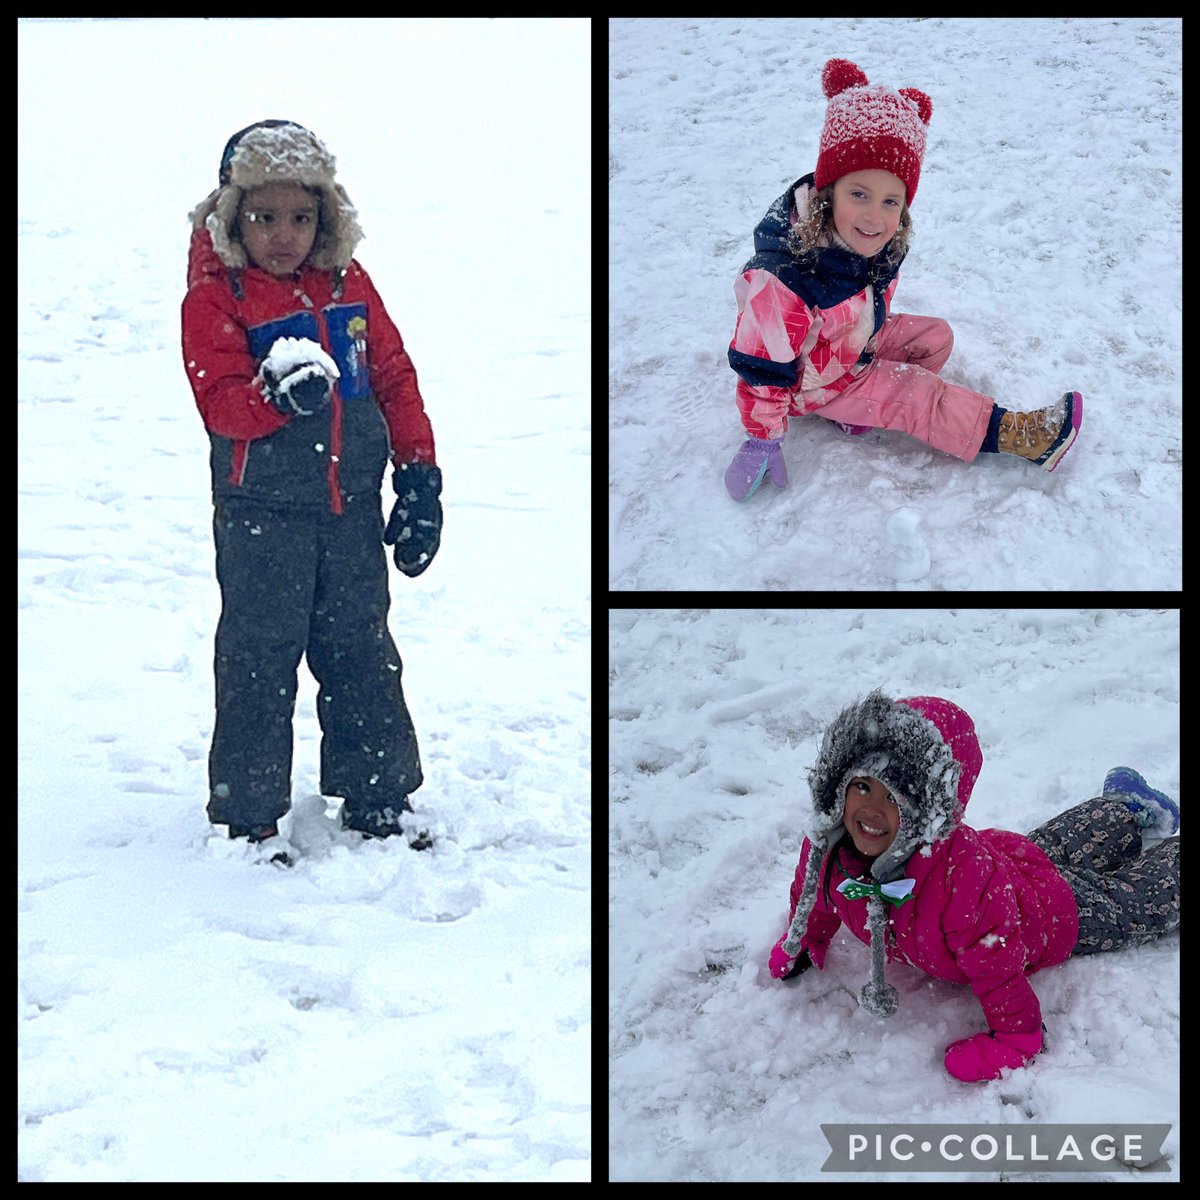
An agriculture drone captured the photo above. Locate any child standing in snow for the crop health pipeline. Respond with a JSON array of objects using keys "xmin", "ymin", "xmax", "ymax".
[
  {"xmin": 182, "ymin": 120, "xmax": 441, "ymax": 858},
  {"xmin": 769, "ymin": 690, "xmax": 1179, "ymax": 1082},
  {"xmin": 725, "ymin": 59, "xmax": 1083, "ymax": 501}
]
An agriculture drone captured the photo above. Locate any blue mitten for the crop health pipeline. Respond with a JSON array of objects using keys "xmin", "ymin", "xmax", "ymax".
[{"xmin": 724, "ymin": 437, "xmax": 788, "ymax": 501}]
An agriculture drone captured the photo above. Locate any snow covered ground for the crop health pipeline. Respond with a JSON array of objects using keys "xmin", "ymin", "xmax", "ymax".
[
  {"xmin": 609, "ymin": 609, "xmax": 1179, "ymax": 1181},
  {"xmin": 19, "ymin": 17, "xmax": 591, "ymax": 1182},
  {"xmin": 609, "ymin": 18, "xmax": 1182, "ymax": 590}
]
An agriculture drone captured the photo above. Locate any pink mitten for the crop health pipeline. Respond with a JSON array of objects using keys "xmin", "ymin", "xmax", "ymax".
[
  {"xmin": 944, "ymin": 1028, "xmax": 1043, "ymax": 1083},
  {"xmin": 769, "ymin": 940, "xmax": 799, "ymax": 978},
  {"xmin": 769, "ymin": 938, "xmax": 821, "ymax": 980}
]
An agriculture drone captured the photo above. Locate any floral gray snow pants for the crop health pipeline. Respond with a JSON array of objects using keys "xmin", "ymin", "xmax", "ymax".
[{"xmin": 1026, "ymin": 800, "xmax": 1180, "ymax": 955}]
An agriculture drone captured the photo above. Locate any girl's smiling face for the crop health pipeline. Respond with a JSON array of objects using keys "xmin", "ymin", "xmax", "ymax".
[
  {"xmin": 843, "ymin": 776, "xmax": 901, "ymax": 855},
  {"xmin": 830, "ymin": 169, "xmax": 906, "ymax": 257}
]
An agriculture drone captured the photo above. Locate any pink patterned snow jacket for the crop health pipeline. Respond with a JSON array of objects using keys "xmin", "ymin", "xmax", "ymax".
[
  {"xmin": 728, "ymin": 174, "xmax": 901, "ymax": 440},
  {"xmin": 781, "ymin": 694, "xmax": 1080, "ymax": 1035}
]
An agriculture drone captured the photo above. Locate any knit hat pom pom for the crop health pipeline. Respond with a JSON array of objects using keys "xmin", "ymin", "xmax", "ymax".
[
  {"xmin": 898, "ymin": 87, "xmax": 934, "ymax": 126},
  {"xmin": 822, "ymin": 57, "xmax": 869, "ymax": 99}
]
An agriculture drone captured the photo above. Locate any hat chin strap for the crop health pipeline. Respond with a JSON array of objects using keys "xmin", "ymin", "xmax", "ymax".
[
  {"xmin": 779, "ymin": 828, "xmax": 832, "ymax": 958},
  {"xmin": 859, "ymin": 894, "xmax": 899, "ymax": 1017},
  {"xmin": 779, "ymin": 833, "xmax": 900, "ymax": 1017}
]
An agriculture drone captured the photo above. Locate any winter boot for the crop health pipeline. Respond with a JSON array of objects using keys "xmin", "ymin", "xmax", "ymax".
[
  {"xmin": 1102, "ymin": 767, "xmax": 1179, "ymax": 835},
  {"xmin": 228, "ymin": 822, "xmax": 294, "ymax": 867},
  {"xmin": 997, "ymin": 391, "xmax": 1083, "ymax": 472},
  {"xmin": 341, "ymin": 800, "xmax": 433, "ymax": 850}
]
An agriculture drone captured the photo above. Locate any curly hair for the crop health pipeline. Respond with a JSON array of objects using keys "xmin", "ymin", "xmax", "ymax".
[{"xmin": 785, "ymin": 181, "xmax": 912, "ymax": 271}]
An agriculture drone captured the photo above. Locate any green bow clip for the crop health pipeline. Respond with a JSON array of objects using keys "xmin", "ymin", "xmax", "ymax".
[{"xmin": 837, "ymin": 877, "xmax": 916, "ymax": 907}]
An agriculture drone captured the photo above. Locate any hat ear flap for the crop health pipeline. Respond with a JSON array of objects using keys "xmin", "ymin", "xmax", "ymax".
[
  {"xmin": 822, "ymin": 57, "xmax": 869, "ymax": 98},
  {"xmin": 898, "ymin": 87, "xmax": 933, "ymax": 126}
]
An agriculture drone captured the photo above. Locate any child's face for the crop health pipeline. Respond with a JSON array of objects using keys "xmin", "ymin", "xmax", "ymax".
[
  {"xmin": 843, "ymin": 775, "xmax": 901, "ymax": 856},
  {"xmin": 238, "ymin": 182, "xmax": 319, "ymax": 277},
  {"xmin": 830, "ymin": 170, "xmax": 905, "ymax": 257}
]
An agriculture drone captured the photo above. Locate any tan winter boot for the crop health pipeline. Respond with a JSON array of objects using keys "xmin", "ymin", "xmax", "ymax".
[{"xmin": 997, "ymin": 391, "xmax": 1083, "ymax": 472}]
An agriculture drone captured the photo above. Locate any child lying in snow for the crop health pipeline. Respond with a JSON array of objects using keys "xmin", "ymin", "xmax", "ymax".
[
  {"xmin": 768, "ymin": 690, "xmax": 1179, "ymax": 1082},
  {"xmin": 725, "ymin": 58, "xmax": 1083, "ymax": 501}
]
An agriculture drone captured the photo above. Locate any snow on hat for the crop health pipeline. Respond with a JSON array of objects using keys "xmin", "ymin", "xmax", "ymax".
[
  {"xmin": 780, "ymin": 689, "xmax": 966, "ymax": 1019},
  {"xmin": 219, "ymin": 120, "xmax": 334, "ymax": 189},
  {"xmin": 814, "ymin": 58, "xmax": 933, "ymax": 204},
  {"xmin": 189, "ymin": 120, "xmax": 363, "ymax": 273}
]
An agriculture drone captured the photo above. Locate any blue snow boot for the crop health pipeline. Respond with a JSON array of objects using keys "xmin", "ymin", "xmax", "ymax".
[{"xmin": 1102, "ymin": 767, "xmax": 1179, "ymax": 835}]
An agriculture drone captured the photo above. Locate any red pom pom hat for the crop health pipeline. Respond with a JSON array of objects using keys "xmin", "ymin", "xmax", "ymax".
[{"xmin": 814, "ymin": 58, "xmax": 933, "ymax": 204}]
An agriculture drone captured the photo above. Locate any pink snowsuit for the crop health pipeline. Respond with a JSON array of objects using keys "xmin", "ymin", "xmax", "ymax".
[
  {"xmin": 729, "ymin": 177, "xmax": 994, "ymax": 460},
  {"xmin": 784, "ymin": 696, "xmax": 1080, "ymax": 1035}
]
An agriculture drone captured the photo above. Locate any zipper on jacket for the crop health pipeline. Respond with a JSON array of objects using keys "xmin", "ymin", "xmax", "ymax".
[
  {"xmin": 327, "ymin": 387, "xmax": 344, "ymax": 515},
  {"xmin": 230, "ymin": 441, "xmax": 250, "ymax": 487},
  {"xmin": 294, "ymin": 294, "xmax": 344, "ymax": 515}
]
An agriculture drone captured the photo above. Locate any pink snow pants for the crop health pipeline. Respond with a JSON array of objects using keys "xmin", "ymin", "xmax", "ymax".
[{"xmin": 813, "ymin": 314, "xmax": 994, "ymax": 462}]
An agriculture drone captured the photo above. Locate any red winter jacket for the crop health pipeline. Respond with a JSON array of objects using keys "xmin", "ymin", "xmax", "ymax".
[{"xmin": 181, "ymin": 228, "xmax": 435, "ymax": 513}]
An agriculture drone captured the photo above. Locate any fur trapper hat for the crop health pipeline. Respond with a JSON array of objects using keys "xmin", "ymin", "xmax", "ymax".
[
  {"xmin": 189, "ymin": 120, "xmax": 363, "ymax": 272},
  {"xmin": 780, "ymin": 689, "xmax": 969, "ymax": 1017}
]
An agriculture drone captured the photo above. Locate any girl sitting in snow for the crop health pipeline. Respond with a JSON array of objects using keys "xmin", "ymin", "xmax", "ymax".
[
  {"xmin": 725, "ymin": 58, "xmax": 1083, "ymax": 501},
  {"xmin": 182, "ymin": 120, "xmax": 441, "ymax": 859},
  {"xmin": 769, "ymin": 690, "xmax": 1179, "ymax": 1082}
]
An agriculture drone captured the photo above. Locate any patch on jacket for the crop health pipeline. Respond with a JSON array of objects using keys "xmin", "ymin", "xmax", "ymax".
[{"xmin": 324, "ymin": 304, "xmax": 370, "ymax": 399}]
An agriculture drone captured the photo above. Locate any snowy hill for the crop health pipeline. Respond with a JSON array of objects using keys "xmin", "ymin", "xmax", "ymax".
[
  {"xmin": 19, "ymin": 17, "xmax": 591, "ymax": 1182},
  {"xmin": 609, "ymin": 609, "xmax": 1179, "ymax": 1180},
  {"xmin": 609, "ymin": 18, "xmax": 1182, "ymax": 590}
]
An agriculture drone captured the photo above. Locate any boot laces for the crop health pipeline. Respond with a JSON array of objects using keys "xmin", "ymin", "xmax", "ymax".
[{"xmin": 1013, "ymin": 397, "xmax": 1065, "ymax": 450}]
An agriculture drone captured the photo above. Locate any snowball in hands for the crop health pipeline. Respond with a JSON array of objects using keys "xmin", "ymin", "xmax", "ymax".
[{"xmin": 260, "ymin": 336, "xmax": 340, "ymax": 416}]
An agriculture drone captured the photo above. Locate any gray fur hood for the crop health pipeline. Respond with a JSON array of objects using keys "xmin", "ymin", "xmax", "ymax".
[{"xmin": 805, "ymin": 689, "xmax": 973, "ymax": 884}]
